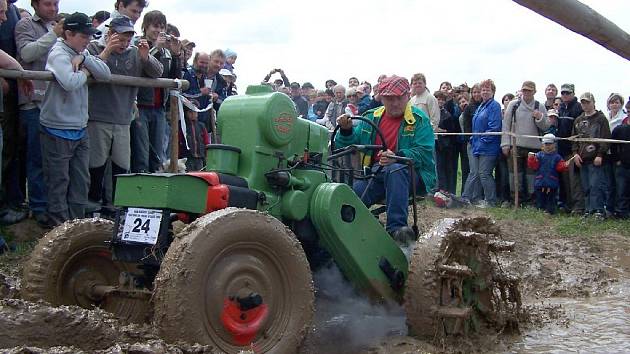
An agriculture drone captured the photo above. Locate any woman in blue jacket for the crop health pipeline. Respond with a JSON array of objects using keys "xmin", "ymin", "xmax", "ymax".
[{"xmin": 462, "ymin": 79, "xmax": 502, "ymax": 206}]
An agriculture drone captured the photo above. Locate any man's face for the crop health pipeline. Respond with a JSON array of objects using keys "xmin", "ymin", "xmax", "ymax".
[
  {"xmin": 411, "ymin": 80, "xmax": 426, "ymax": 96},
  {"xmin": 0, "ymin": 0, "xmax": 7, "ymax": 24},
  {"xmin": 440, "ymin": 82, "xmax": 451, "ymax": 92},
  {"xmin": 290, "ymin": 87, "xmax": 301, "ymax": 98},
  {"xmin": 348, "ymin": 78, "xmax": 359, "ymax": 87},
  {"xmin": 208, "ymin": 55, "xmax": 224, "ymax": 75},
  {"xmin": 112, "ymin": 31, "xmax": 133, "ymax": 53},
  {"xmin": 561, "ymin": 90, "xmax": 574, "ymax": 103},
  {"xmin": 580, "ymin": 100, "xmax": 594, "ymax": 112},
  {"xmin": 521, "ymin": 88, "xmax": 535, "ymax": 102},
  {"xmin": 119, "ymin": 1, "xmax": 144, "ymax": 23},
  {"xmin": 194, "ymin": 54, "xmax": 210, "ymax": 74},
  {"xmin": 553, "ymin": 98, "xmax": 561, "ymax": 109},
  {"xmin": 65, "ymin": 31, "xmax": 91, "ymax": 52},
  {"xmin": 381, "ymin": 94, "xmax": 409, "ymax": 117},
  {"xmin": 545, "ymin": 85, "xmax": 557, "ymax": 99},
  {"xmin": 33, "ymin": 0, "xmax": 59, "ymax": 22},
  {"xmin": 333, "ymin": 89, "xmax": 345, "ymax": 102},
  {"xmin": 145, "ymin": 22, "xmax": 165, "ymax": 42}
]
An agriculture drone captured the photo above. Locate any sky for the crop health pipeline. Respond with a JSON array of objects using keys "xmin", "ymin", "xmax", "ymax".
[{"xmin": 14, "ymin": 0, "xmax": 630, "ymax": 108}]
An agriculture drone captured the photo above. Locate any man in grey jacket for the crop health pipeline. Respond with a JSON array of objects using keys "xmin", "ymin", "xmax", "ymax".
[
  {"xmin": 14, "ymin": 0, "xmax": 64, "ymax": 225},
  {"xmin": 86, "ymin": 16, "xmax": 162, "ymax": 209},
  {"xmin": 40, "ymin": 12, "xmax": 111, "ymax": 226},
  {"xmin": 501, "ymin": 81, "xmax": 550, "ymax": 204}
]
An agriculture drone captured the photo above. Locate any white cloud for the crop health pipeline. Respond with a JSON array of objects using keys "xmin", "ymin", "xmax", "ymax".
[{"xmin": 14, "ymin": 0, "xmax": 630, "ymax": 108}]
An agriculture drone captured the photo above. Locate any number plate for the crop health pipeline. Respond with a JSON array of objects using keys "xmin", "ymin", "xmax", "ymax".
[{"xmin": 120, "ymin": 208, "xmax": 163, "ymax": 245}]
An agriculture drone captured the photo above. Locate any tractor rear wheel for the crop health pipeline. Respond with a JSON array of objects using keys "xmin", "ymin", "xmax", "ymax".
[
  {"xmin": 22, "ymin": 218, "xmax": 150, "ymax": 323},
  {"xmin": 405, "ymin": 217, "xmax": 521, "ymax": 339},
  {"xmin": 153, "ymin": 208, "xmax": 314, "ymax": 354}
]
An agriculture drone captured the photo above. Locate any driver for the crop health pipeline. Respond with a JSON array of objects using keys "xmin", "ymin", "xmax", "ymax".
[{"xmin": 335, "ymin": 75, "xmax": 436, "ymax": 241}]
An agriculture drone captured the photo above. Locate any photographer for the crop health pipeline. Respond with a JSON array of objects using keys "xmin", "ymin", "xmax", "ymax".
[
  {"xmin": 131, "ymin": 10, "xmax": 183, "ymax": 173},
  {"xmin": 262, "ymin": 68, "xmax": 290, "ymax": 89}
]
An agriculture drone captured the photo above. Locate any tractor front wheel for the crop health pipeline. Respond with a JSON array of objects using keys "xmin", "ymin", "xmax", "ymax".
[
  {"xmin": 22, "ymin": 218, "xmax": 150, "ymax": 323},
  {"xmin": 153, "ymin": 208, "xmax": 314, "ymax": 354}
]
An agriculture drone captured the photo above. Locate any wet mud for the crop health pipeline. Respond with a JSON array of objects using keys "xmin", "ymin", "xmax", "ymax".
[{"xmin": 0, "ymin": 204, "xmax": 628, "ymax": 353}]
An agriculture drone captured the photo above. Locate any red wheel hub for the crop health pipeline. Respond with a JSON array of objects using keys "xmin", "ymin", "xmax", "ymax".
[{"xmin": 220, "ymin": 297, "xmax": 269, "ymax": 346}]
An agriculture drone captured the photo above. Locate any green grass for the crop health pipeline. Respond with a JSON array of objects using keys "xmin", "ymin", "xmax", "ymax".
[{"xmin": 485, "ymin": 206, "xmax": 630, "ymax": 238}]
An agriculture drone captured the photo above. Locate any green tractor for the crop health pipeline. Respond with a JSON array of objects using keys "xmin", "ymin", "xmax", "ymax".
[{"xmin": 22, "ymin": 85, "xmax": 520, "ymax": 353}]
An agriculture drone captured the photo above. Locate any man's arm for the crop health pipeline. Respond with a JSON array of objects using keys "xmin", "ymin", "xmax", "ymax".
[
  {"xmin": 0, "ymin": 49, "xmax": 23, "ymax": 70},
  {"xmin": 82, "ymin": 52, "xmax": 112, "ymax": 81},
  {"xmin": 46, "ymin": 51, "xmax": 88, "ymax": 91},
  {"xmin": 427, "ymin": 94, "xmax": 440, "ymax": 131},
  {"xmin": 15, "ymin": 19, "xmax": 62, "ymax": 63},
  {"xmin": 501, "ymin": 101, "xmax": 513, "ymax": 147},
  {"xmin": 137, "ymin": 41, "xmax": 164, "ymax": 79}
]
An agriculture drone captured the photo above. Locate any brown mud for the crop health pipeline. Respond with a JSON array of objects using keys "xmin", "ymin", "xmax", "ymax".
[{"xmin": 0, "ymin": 204, "xmax": 628, "ymax": 353}]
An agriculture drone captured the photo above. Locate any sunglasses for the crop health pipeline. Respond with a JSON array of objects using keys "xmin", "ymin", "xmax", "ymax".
[{"xmin": 560, "ymin": 91, "xmax": 573, "ymax": 95}]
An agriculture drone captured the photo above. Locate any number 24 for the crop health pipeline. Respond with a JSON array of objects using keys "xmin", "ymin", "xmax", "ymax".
[{"xmin": 132, "ymin": 218, "xmax": 151, "ymax": 233}]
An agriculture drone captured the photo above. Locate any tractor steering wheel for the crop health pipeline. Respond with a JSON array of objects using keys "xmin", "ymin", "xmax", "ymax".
[{"xmin": 329, "ymin": 115, "xmax": 388, "ymax": 156}]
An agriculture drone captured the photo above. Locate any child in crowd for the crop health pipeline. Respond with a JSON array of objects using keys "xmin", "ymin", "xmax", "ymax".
[
  {"xmin": 544, "ymin": 108, "xmax": 559, "ymax": 135},
  {"xmin": 527, "ymin": 134, "xmax": 568, "ymax": 214},
  {"xmin": 40, "ymin": 13, "xmax": 111, "ymax": 226},
  {"xmin": 179, "ymin": 99, "xmax": 209, "ymax": 171}
]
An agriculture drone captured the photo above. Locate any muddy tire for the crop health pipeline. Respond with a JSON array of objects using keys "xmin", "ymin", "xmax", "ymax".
[
  {"xmin": 22, "ymin": 218, "xmax": 149, "ymax": 323},
  {"xmin": 405, "ymin": 217, "xmax": 520, "ymax": 338},
  {"xmin": 153, "ymin": 208, "xmax": 314, "ymax": 354}
]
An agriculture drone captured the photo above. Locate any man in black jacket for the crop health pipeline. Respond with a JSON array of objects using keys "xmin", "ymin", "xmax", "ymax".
[{"xmin": 557, "ymin": 83, "xmax": 584, "ymax": 214}]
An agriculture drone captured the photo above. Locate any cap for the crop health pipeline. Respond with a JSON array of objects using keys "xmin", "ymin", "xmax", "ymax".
[
  {"xmin": 290, "ymin": 82, "xmax": 301, "ymax": 89},
  {"xmin": 579, "ymin": 92, "xmax": 595, "ymax": 103},
  {"xmin": 560, "ymin": 83, "xmax": 575, "ymax": 93},
  {"xmin": 547, "ymin": 109, "xmax": 559, "ymax": 117},
  {"xmin": 107, "ymin": 16, "xmax": 135, "ymax": 33},
  {"xmin": 377, "ymin": 75, "xmax": 410, "ymax": 97},
  {"xmin": 219, "ymin": 69, "xmax": 234, "ymax": 76},
  {"xmin": 181, "ymin": 39, "xmax": 196, "ymax": 48},
  {"xmin": 542, "ymin": 133, "xmax": 556, "ymax": 144},
  {"xmin": 64, "ymin": 12, "xmax": 98, "ymax": 35},
  {"xmin": 224, "ymin": 48, "xmax": 237, "ymax": 58},
  {"xmin": 521, "ymin": 81, "xmax": 536, "ymax": 91},
  {"xmin": 301, "ymin": 82, "xmax": 314, "ymax": 90}
]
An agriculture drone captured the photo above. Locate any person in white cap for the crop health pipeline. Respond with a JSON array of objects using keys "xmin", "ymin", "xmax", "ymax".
[{"xmin": 527, "ymin": 133, "xmax": 568, "ymax": 214}]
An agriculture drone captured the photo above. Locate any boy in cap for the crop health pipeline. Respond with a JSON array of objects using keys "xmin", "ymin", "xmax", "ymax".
[
  {"xmin": 40, "ymin": 12, "xmax": 111, "ymax": 226},
  {"xmin": 335, "ymin": 75, "xmax": 435, "ymax": 243},
  {"xmin": 544, "ymin": 108, "xmax": 559, "ymax": 135},
  {"xmin": 572, "ymin": 92, "xmax": 611, "ymax": 219},
  {"xmin": 86, "ymin": 16, "xmax": 163, "ymax": 210},
  {"xmin": 527, "ymin": 133, "xmax": 568, "ymax": 214}
]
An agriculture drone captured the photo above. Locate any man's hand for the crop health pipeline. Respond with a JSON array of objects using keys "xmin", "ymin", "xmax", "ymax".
[
  {"xmin": 574, "ymin": 154, "xmax": 583, "ymax": 168},
  {"xmin": 200, "ymin": 87, "xmax": 211, "ymax": 96},
  {"xmin": 336, "ymin": 114, "xmax": 352, "ymax": 130},
  {"xmin": 155, "ymin": 32, "xmax": 167, "ymax": 49},
  {"xmin": 17, "ymin": 78, "xmax": 33, "ymax": 97},
  {"xmin": 379, "ymin": 149, "xmax": 395, "ymax": 166},
  {"xmin": 502, "ymin": 146, "xmax": 511, "ymax": 157},
  {"xmin": 100, "ymin": 33, "xmax": 122, "ymax": 60},
  {"xmin": 80, "ymin": 67, "xmax": 91, "ymax": 78},
  {"xmin": 71, "ymin": 55, "xmax": 85, "ymax": 72},
  {"xmin": 53, "ymin": 19, "xmax": 65, "ymax": 37},
  {"xmin": 593, "ymin": 156, "xmax": 602, "ymax": 167},
  {"xmin": 211, "ymin": 92, "xmax": 219, "ymax": 102},
  {"xmin": 532, "ymin": 110, "xmax": 543, "ymax": 120},
  {"xmin": 137, "ymin": 39, "xmax": 150, "ymax": 60},
  {"xmin": 168, "ymin": 38, "xmax": 182, "ymax": 56}
]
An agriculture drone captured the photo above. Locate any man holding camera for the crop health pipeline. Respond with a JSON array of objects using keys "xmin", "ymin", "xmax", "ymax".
[
  {"xmin": 131, "ymin": 10, "xmax": 183, "ymax": 173},
  {"xmin": 263, "ymin": 68, "xmax": 290, "ymax": 89}
]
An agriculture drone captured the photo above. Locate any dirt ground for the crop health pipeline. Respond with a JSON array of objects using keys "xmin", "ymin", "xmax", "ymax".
[{"xmin": 0, "ymin": 204, "xmax": 628, "ymax": 353}]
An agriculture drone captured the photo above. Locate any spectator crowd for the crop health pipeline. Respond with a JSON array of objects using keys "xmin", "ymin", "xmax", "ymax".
[{"xmin": 0, "ymin": 0, "xmax": 627, "ymax": 239}]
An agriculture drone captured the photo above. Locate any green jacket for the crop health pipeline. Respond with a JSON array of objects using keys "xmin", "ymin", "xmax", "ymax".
[{"xmin": 334, "ymin": 103, "xmax": 436, "ymax": 193}]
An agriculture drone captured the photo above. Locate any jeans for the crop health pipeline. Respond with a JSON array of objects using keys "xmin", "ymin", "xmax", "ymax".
[
  {"xmin": 352, "ymin": 163, "xmax": 417, "ymax": 233},
  {"xmin": 464, "ymin": 148, "xmax": 497, "ymax": 205},
  {"xmin": 560, "ymin": 156, "xmax": 584, "ymax": 213},
  {"xmin": 580, "ymin": 163, "xmax": 605, "ymax": 214},
  {"xmin": 19, "ymin": 108, "xmax": 47, "ymax": 213},
  {"xmin": 603, "ymin": 159, "xmax": 616, "ymax": 213},
  {"xmin": 495, "ymin": 154, "xmax": 511, "ymax": 203},
  {"xmin": 130, "ymin": 107, "xmax": 165, "ymax": 173},
  {"xmin": 507, "ymin": 147, "xmax": 536, "ymax": 202},
  {"xmin": 615, "ymin": 163, "xmax": 630, "ymax": 217},
  {"xmin": 40, "ymin": 129, "xmax": 89, "ymax": 222}
]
